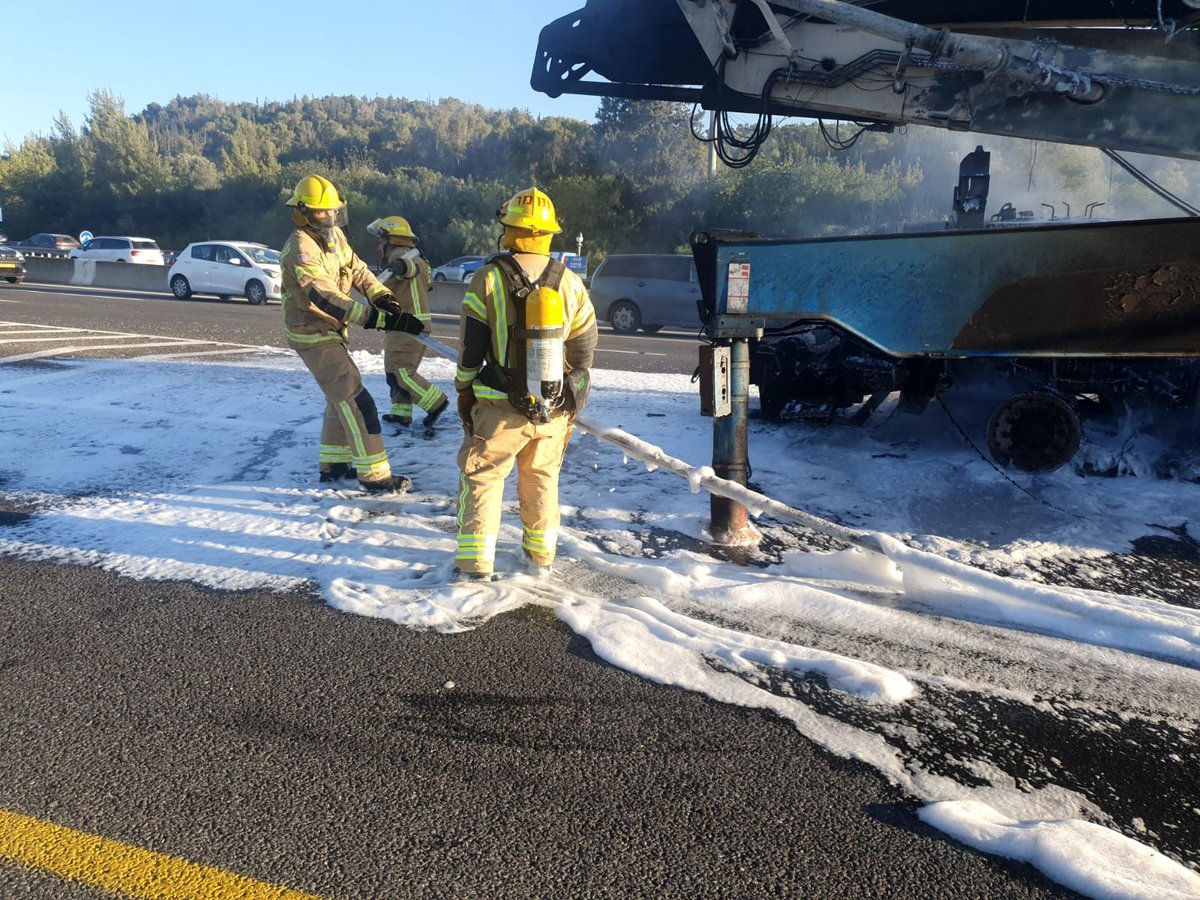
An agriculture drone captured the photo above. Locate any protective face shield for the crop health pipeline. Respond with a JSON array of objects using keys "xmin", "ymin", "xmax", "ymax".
[
  {"xmin": 287, "ymin": 174, "xmax": 349, "ymax": 233},
  {"xmin": 366, "ymin": 216, "xmax": 418, "ymax": 245}
]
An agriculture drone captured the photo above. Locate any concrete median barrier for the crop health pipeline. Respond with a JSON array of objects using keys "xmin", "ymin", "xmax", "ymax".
[
  {"xmin": 25, "ymin": 258, "xmax": 171, "ymax": 294},
  {"xmin": 23, "ymin": 257, "xmax": 468, "ymax": 318}
]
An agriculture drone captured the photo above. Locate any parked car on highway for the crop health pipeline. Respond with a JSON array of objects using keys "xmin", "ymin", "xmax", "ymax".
[
  {"xmin": 588, "ymin": 254, "xmax": 702, "ymax": 334},
  {"xmin": 167, "ymin": 241, "xmax": 282, "ymax": 304},
  {"xmin": 0, "ymin": 245, "xmax": 26, "ymax": 284},
  {"xmin": 431, "ymin": 255, "xmax": 484, "ymax": 282},
  {"xmin": 459, "ymin": 257, "xmax": 487, "ymax": 282},
  {"xmin": 17, "ymin": 233, "xmax": 80, "ymax": 254},
  {"xmin": 69, "ymin": 235, "xmax": 164, "ymax": 265}
]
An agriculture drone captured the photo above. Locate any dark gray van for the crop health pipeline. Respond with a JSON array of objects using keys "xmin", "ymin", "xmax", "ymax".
[{"xmin": 589, "ymin": 254, "xmax": 702, "ymax": 334}]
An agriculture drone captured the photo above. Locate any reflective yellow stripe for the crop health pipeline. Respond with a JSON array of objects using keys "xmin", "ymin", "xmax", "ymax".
[
  {"xmin": 490, "ymin": 269, "xmax": 509, "ymax": 366},
  {"xmin": 397, "ymin": 370, "xmax": 443, "ymax": 408},
  {"xmin": 355, "ymin": 450, "xmax": 390, "ymax": 480},
  {"xmin": 318, "ymin": 444, "xmax": 353, "ymax": 463},
  {"xmin": 456, "ymin": 534, "xmax": 497, "ymax": 562},
  {"xmin": 522, "ymin": 528, "xmax": 558, "ymax": 554},
  {"xmin": 462, "ymin": 292, "xmax": 486, "ymax": 319},
  {"xmin": 409, "ymin": 279, "xmax": 426, "ymax": 318},
  {"xmin": 347, "ymin": 302, "xmax": 375, "ymax": 327},
  {"xmin": 336, "ymin": 400, "xmax": 369, "ymax": 460},
  {"xmin": 0, "ymin": 808, "xmax": 320, "ymax": 900},
  {"xmin": 569, "ymin": 304, "xmax": 597, "ymax": 337},
  {"xmin": 284, "ymin": 326, "xmax": 343, "ymax": 346},
  {"xmin": 389, "ymin": 402, "xmax": 413, "ymax": 417},
  {"xmin": 472, "ymin": 384, "xmax": 508, "ymax": 401}
]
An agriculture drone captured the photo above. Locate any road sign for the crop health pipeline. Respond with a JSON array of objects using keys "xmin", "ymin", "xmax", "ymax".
[
  {"xmin": 79, "ymin": 230, "xmax": 93, "ymax": 244},
  {"xmin": 565, "ymin": 255, "xmax": 587, "ymax": 275}
]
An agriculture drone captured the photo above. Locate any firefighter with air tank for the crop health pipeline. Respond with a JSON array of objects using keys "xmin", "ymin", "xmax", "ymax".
[{"xmin": 452, "ymin": 187, "xmax": 597, "ymax": 581}]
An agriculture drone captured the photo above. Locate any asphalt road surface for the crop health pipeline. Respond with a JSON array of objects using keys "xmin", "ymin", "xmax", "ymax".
[
  {"xmin": 0, "ymin": 555, "xmax": 1072, "ymax": 899},
  {"xmin": 0, "ymin": 280, "xmax": 1115, "ymax": 898},
  {"xmin": 0, "ymin": 283, "xmax": 700, "ymax": 375}
]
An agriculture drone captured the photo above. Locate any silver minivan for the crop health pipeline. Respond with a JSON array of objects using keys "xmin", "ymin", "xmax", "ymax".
[{"xmin": 589, "ymin": 254, "xmax": 702, "ymax": 334}]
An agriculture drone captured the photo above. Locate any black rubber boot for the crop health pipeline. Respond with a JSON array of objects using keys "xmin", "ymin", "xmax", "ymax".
[
  {"xmin": 382, "ymin": 414, "xmax": 412, "ymax": 426},
  {"xmin": 423, "ymin": 397, "xmax": 450, "ymax": 429},
  {"xmin": 359, "ymin": 474, "xmax": 412, "ymax": 494},
  {"xmin": 452, "ymin": 568, "xmax": 496, "ymax": 583},
  {"xmin": 319, "ymin": 463, "xmax": 358, "ymax": 483}
]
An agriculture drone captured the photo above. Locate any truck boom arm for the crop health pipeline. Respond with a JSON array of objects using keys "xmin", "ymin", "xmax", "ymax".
[{"xmin": 532, "ymin": 0, "xmax": 1200, "ymax": 159}]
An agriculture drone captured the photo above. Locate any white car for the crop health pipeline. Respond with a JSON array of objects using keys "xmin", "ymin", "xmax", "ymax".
[
  {"xmin": 168, "ymin": 241, "xmax": 282, "ymax": 305},
  {"xmin": 430, "ymin": 255, "xmax": 484, "ymax": 282},
  {"xmin": 68, "ymin": 235, "xmax": 164, "ymax": 265}
]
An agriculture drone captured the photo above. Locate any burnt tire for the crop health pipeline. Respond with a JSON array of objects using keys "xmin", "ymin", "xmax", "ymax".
[
  {"xmin": 608, "ymin": 300, "xmax": 641, "ymax": 334},
  {"xmin": 986, "ymin": 392, "xmax": 1082, "ymax": 472},
  {"xmin": 170, "ymin": 274, "xmax": 192, "ymax": 299}
]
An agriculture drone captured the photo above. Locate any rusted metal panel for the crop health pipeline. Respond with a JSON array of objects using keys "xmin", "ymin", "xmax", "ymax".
[
  {"xmin": 953, "ymin": 262, "xmax": 1200, "ymax": 354},
  {"xmin": 701, "ymin": 217, "xmax": 1200, "ymax": 358}
]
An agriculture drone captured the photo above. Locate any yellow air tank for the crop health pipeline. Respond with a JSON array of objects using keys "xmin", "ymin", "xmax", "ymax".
[{"xmin": 525, "ymin": 286, "xmax": 565, "ymax": 420}]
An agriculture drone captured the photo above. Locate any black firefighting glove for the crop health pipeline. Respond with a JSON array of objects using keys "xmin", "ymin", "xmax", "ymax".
[
  {"xmin": 380, "ymin": 311, "xmax": 424, "ymax": 334},
  {"xmin": 372, "ymin": 292, "xmax": 405, "ymax": 316},
  {"xmin": 566, "ymin": 368, "xmax": 591, "ymax": 415},
  {"xmin": 361, "ymin": 308, "xmax": 424, "ymax": 334}
]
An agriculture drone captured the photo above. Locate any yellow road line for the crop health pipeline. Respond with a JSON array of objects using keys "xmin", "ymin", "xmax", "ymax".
[{"xmin": 0, "ymin": 809, "xmax": 321, "ymax": 899}]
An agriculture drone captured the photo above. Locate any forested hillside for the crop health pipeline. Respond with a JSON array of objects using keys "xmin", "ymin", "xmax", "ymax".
[{"xmin": 1, "ymin": 89, "xmax": 1195, "ymax": 267}]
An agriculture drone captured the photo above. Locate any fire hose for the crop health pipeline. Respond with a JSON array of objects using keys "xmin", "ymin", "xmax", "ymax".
[{"xmin": 414, "ymin": 333, "xmax": 887, "ymax": 556}]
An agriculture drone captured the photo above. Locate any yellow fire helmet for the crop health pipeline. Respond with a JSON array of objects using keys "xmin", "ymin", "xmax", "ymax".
[
  {"xmin": 497, "ymin": 187, "xmax": 562, "ymax": 235},
  {"xmin": 287, "ymin": 175, "xmax": 347, "ymax": 229},
  {"xmin": 366, "ymin": 215, "xmax": 418, "ymax": 244}
]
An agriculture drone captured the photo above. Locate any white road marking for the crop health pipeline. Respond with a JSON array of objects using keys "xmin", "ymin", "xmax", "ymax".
[
  {"xmin": 2, "ymin": 342, "xmax": 219, "ymax": 364},
  {"xmin": 595, "ymin": 348, "xmax": 668, "ymax": 357},
  {"xmin": 0, "ymin": 320, "xmax": 265, "ymax": 366},
  {"xmin": 138, "ymin": 348, "xmax": 262, "ymax": 360},
  {"xmin": 0, "ymin": 333, "xmax": 157, "ymax": 345}
]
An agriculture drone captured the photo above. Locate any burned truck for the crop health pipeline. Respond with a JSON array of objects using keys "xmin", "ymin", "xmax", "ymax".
[
  {"xmin": 533, "ymin": 0, "xmax": 1200, "ymax": 473},
  {"xmin": 727, "ymin": 145, "xmax": 1200, "ymax": 472}
]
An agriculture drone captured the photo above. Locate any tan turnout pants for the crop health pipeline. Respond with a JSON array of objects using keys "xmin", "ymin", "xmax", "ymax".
[
  {"xmin": 384, "ymin": 333, "xmax": 446, "ymax": 420},
  {"xmin": 295, "ymin": 339, "xmax": 393, "ymax": 482},
  {"xmin": 455, "ymin": 398, "xmax": 573, "ymax": 574}
]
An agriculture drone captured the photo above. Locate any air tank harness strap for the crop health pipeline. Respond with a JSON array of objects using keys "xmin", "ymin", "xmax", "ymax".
[{"xmin": 477, "ymin": 255, "xmax": 568, "ymax": 421}]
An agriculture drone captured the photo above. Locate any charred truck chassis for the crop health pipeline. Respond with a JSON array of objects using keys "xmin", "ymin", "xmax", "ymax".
[
  {"xmin": 532, "ymin": 0, "xmax": 1200, "ymax": 536},
  {"xmin": 694, "ymin": 215, "xmax": 1200, "ymax": 474}
]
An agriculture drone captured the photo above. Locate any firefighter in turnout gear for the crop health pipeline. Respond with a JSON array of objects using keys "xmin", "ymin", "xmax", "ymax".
[
  {"xmin": 280, "ymin": 174, "xmax": 425, "ymax": 493},
  {"xmin": 453, "ymin": 187, "xmax": 598, "ymax": 580},
  {"xmin": 366, "ymin": 215, "xmax": 449, "ymax": 429}
]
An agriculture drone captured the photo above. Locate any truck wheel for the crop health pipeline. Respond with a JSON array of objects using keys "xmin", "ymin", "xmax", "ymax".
[
  {"xmin": 608, "ymin": 300, "xmax": 641, "ymax": 334},
  {"xmin": 245, "ymin": 279, "xmax": 267, "ymax": 305},
  {"xmin": 986, "ymin": 392, "xmax": 1082, "ymax": 472},
  {"xmin": 170, "ymin": 274, "xmax": 192, "ymax": 299}
]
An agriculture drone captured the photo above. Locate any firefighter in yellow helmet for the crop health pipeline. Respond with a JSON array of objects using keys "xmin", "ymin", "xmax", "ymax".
[
  {"xmin": 280, "ymin": 174, "xmax": 424, "ymax": 492},
  {"xmin": 366, "ymin": 215, "xmax": 449, "ymax": 430},
  {"xmin": 452, "ymin": 187, "xmax": 598, "ymax": 581}
]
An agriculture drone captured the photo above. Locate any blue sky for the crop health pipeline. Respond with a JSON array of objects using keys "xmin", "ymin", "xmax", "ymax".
[{"xmin": 2, "ymin": 1, "xmax": 601, "ymax": 146}]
